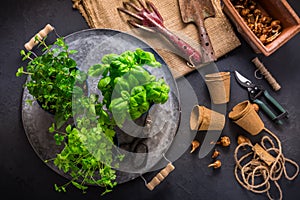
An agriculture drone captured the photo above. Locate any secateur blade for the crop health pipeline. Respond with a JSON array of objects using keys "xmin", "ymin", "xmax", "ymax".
[
  {"xmin": 234, "ymin": 70, "xmax": 265, "ymax": 101},
  {"xmin": 234, "ymin": 71, "xmax": 288, "ymax": 125},
  {"xmin": 234, "ymin": 71, "xmax": 255, "ymax": 90}
]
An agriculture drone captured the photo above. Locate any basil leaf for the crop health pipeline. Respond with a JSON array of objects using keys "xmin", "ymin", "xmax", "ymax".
[
  {"xmin": 129, "ymin": 108, "xmax": 142, "ymax": 120},
  {"xmin": 101, "ymin": 53, "xmax": 119, "ymax": 64},
  {"xmin": 126, "ymin": 74, "xmax": 139, "ymax": 89},
  {"xmin": 110, "ymin": 98, "xmax": 128, "ymax": 113},
  {"xmin": 121, "ymin": 90, "xmax": 130, "ymax": 100},
  {"xmin": 114, "ymin": 77, "xmax": 130, "ymax": 93},
  {"xmin": 88, "ymin": 64, "xmax": 108, "ymax": 77},
  {"xmin": 129, "ymin": 66, "xmax": 151, "ymax": 84},
  {"xmin": 134, "ymin": 48, "xmax": 161, "ymax": 67},
  {"xmin": 98, "ymin": 77, "xmax": 111, "ymax": 90}
]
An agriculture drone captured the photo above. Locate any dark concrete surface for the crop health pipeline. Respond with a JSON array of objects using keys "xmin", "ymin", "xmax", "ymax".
[{"xmin": 0, "ymin": 0, "xmax": 299, "ymax": 200}]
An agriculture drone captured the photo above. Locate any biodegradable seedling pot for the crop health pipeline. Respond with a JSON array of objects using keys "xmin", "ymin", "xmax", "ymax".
[
  {"xmin": 190, "ymin": 105, "xmax": 225, "ymax": 131},
  {"xmin": 205, "ymin": 71, "xmax": 231, "ymax": 104},
  {"xmin": 229, "ymin": 100, "xmax": 265, "ymax": 135}
]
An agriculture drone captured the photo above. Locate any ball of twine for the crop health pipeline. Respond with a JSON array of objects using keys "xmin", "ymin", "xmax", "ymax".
[{"xmin": 234, "ymin": 128, "xmax": 299, "ymax": 200}]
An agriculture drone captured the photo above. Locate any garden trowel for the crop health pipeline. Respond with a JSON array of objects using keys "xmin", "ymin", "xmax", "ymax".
[{"xmin": 178, "ymin": 0, "xmax": 216, "ymax": 63}]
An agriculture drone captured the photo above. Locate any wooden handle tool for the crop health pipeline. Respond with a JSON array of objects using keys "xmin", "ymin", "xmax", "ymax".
[
  {"xmin": 24, "ymin": 24, "xmax": 54, "ymax": 51},
  {"xmin": 178, "ymin": 0, "xmax": 216, "ymax": 63},
  {"xmin": 146, "ymin": 163, "xmax": 175, "ymax": 191},
  {"xmin": 252, "ymin": 57, "xmax": 281, "ymax": 91}
]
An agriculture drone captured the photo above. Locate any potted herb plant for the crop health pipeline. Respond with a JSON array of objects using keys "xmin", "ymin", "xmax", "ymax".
[
  {"xmin": 16, "ymin": 37, "xmax": 87, "ymax": 128},
  {"xmin": 47, "ymin": 48, "xmax": 171, "ymax": 195},
  {"xmin": 18, "ymin": 36, "xmax": 170, "ymax": 195},
  {"xmin": 88, "ymin": 48, "xmax": 170, "ymax": 127},
  {"xmin": 17, "ymin": 36, "xmax": 119, "ymax": 195}
]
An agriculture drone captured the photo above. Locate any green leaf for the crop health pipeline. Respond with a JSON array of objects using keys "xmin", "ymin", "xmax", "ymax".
[
  {"xmin": 101, "ymin": 53, "xmax": 119, "ymax": 64},
  {"xmin": 54, "ymin": 133, "xmax": 64, "ymax": 145},
  {"xmin": 159, "ymin": 93, "xmax": 169, "ymax": 104},
  {"xmin": 127, "ymin": 74, "xmax": 139, "ymax": 88},
  {"xmin": 54, "ymin": 184, "xmax": 63, "ymax": 192},
  {"xmin": 134, "ymin": 48, "xmax": 161, "ymax": 67},
  {"xmin": 20, "ymin": 50, "xmax": 26, "ymax": 56},
  {"xmin": 54, "ymin": 112, "xmax": 67, "ymax": 129},
  {"xmin": 129, "ymin": 96, "xmax": 138, "ymax": 107},
  {"xmin": 71, "ymin": 181, "xmax": 88, "ymax": 191},
  {"xmin": 72, "ymin": 85, "xmax": 84, "ymax": 96},
  {"xmin": 105, "ymin": 129, "xmax": 115, "ymax": 140},
  {"xmin": 120, "ymin": 90, "xmax": 130, "ymax": 100},
  {"xmin": 114, "ymin": 77, "xmax": 130, "ymax": 93},
  {"xmin": 117, "ymin": 154, "xmax": 125, "ymax": 161},
  {"xmin": 51, "ymin": 48, "xmax": 60, "ymax": 55},
  {"xmin": 75, "ymin": 70, "xmax": 87, "ymax": 84},
  {"xmin": 140, "ymin": 101, "xmax": 150, "ymax": 112},
  {"xmin": 98, "ymin": 77, "xmax": 111, "ymax": 90},
  {"xmin": 88, "ymin": 64, "xmax": 108, "ymax": 77},
  {"xmin": 66, "ymin": 124, "xmax": 72, "ymax": 134},
  {"xmin": 131, "ymin": 85, "xmax": 145, "ymax": 96},
  {"xmin": 54, "ymin": 37, "xmax": 65, "ymax": 47},
  {"xmin": 101, "ymin": 189, "xmax": 113, "ymax": 196},
  {"xmin": 16, "ymin": 67, "xmax": 24, "ymax": 77},
  {"xmin": 69, "ymin": 49, "xmax": 78, "ymax": 54},
  {"xmin": 98, "ymin": 109, "xmax": 110, "ymax": 125},
  {"xmin": 61, "ymin": 186, "xmax": 67, "ymax": 193},
  {"xmin": 25, "ymin": 99, "xmax": 33, "ymax": 106},
  {"xmin": 147, "ymin": 89, "xmax": 160, "ymax": 100},
  {"xmin": 110, "ymin": 98, "xmax": 128, "ymax": 113},
  {"xmin": 129, "ymin": 66, "xmax": 151, "ymax": 84},
  {"xmin": 48, "ymin": 123, "xmax": 56, "ymax": 133},
  {"xmin": 130, "ymin": 109, "xmax": 142, "ymax": 120}
]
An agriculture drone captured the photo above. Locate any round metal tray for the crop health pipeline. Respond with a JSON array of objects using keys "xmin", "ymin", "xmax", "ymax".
[{"xmin": 21, "ymin": 28, "xmax": 180, "ymax": 184}]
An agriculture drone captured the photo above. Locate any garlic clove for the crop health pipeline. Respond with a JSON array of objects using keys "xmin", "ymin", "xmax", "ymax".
[
  {"xmin": 190, "ymin": 140, "xmax": 200, "ymax": 153},
  {"xmin": 217, "ymin": 136, "xmax": 231, "ymax": 147},
  {"xmin": 208, "ymin": 160, "xmax": 222, "ymax": 169},
  {"xmin": 211, "ymin": 149, "xmax": 220, "ymax": 159},
  {"xmin": 237, "ymin": 135, "xmax": 251, "ymax": 145}
]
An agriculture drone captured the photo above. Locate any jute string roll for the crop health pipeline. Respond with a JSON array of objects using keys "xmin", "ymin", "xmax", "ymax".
[
  {"xmin": 252, "ymin": 57, "xmax": 281, "ymax": 91},
  {"xmin": 234, "ymin": 128, "xmax": 299, "ymax": 200}
]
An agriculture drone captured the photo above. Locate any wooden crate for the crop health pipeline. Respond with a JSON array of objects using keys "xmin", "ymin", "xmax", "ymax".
[{"xmin": 222, "ymin": 0, "xmax": 300, "ymax": 56}]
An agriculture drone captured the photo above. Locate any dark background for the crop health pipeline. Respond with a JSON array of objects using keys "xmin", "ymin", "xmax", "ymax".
[{"xmin": 0, "ymin": 0, "xmax": 299, "ymax": 199}]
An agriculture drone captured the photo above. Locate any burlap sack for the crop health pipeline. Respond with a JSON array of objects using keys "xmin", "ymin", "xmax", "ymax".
[
  {"xmin": 190, "ymin": 105, "xmax": 225, "ymax": 131},
  {"xmin": 205, "ymin": 71, "xmax": 231, "ymax": 104},
  {"xmin": 228, "ymin": 100, "xmax": 264, "ymax": 135},
  {"xmin": 72, "ymin": 0, "xmax": 240, "ymax": 78}
]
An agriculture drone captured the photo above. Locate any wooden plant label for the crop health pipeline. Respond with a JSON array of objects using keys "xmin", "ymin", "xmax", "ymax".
[{"xmin": 252, "ymin": 143, "xmax": 276, "ymax": 166}]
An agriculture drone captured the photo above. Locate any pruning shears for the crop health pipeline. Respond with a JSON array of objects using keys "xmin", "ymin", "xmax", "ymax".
[{"xmin": 234, "ymin": 71, "xmax": 288, "ymax": 125}]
